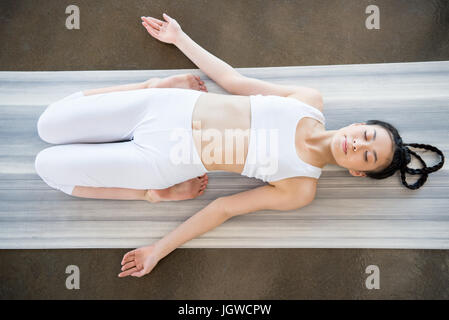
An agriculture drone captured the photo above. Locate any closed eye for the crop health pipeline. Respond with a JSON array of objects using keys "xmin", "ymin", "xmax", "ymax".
[
  {"xmin": 364, "ymin": 129, "xmax": 378, "ymax": 163},
  {"xmin": 364, "ymin": 130, "xmax": 368, "ymax": 161}
]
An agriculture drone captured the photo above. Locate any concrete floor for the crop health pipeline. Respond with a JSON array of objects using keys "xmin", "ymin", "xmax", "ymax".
[
  {"xmin": 1, "ymin": 249, "xmax": 448, "ymax": 299},
  {"xmin": 1, "ymin": 0, "xmax": 448, "ymax": 70},
  {"xmin": 1, "ymin": 0, "xmax": 448, "ymax": 299}
]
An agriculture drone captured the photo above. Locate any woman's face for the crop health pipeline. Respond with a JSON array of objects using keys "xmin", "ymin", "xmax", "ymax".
[{"xmin": 331, "ymin": 123, "xmax": 394, "ymax": 176}]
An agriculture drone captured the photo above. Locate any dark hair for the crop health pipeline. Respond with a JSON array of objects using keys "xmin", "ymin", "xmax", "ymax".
[{"xmin": 364, "ymin": 120, "xmax": 445, "ymax": 190}]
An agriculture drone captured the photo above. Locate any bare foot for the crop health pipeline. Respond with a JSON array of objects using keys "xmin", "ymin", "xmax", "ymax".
[
  {"xmin": 156, "ymin": 74, "xmax": 208, "ymax": 92},
  {"xmin": 147, "ymin": 174, "xmax": 208, "ymax": 202}
]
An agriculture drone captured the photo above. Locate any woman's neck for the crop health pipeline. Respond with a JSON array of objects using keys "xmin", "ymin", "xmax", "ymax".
[{"xmin": 304, "ymin": 128, "xmax": 339, "ymax": 167}]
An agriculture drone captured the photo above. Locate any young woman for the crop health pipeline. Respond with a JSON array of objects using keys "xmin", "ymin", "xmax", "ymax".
[{"xmin": 35, "ymin": 13, "xmax": 444, "ymax": 278}]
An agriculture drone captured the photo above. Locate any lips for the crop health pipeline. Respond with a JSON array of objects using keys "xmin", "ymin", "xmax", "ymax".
[{"xmin": 342, "ymin": 135, "xmax": 347, "ymax": 154}]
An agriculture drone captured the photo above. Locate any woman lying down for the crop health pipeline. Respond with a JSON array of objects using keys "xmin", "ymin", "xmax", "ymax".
[{"xmin": 35, "ymin": 13, "xmax": 445, "ymax": 278}]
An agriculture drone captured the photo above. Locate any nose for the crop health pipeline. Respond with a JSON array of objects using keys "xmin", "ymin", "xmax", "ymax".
[{"xmin": 352, "ymin": 138, "xmax": 368, "ymax": 152}]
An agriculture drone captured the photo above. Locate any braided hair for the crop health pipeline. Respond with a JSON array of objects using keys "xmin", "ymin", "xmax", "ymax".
[{"xmin": 364, "ymin": 120, "xmax": 445, "ymax": 190}]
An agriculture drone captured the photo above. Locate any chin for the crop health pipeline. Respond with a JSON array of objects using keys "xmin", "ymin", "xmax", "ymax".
[{"xmin": 330, "ymin": 135, "xmax": 341, "ymax": 160}]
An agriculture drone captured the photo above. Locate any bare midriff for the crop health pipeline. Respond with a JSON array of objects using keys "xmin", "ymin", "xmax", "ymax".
[{"xmin": 191, "ymin": 92, "xmax": 251, "ymax": 174}]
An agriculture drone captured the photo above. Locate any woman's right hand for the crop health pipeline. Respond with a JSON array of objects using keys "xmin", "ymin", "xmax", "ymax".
[{"xmin": 141, "ymin": 13, "xmax": 183, "ymax": 45}]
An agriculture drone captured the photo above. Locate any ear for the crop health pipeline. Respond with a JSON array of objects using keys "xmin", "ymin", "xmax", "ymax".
[{"xmin": 349, "ymin": 169, "xmax": 367, "ymax": 177}]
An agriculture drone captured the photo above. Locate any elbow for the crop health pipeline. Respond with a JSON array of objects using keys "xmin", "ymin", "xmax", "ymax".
[
  {"xmin": 306, "ymin": 88, "xmax": 324, "ymax": 110},
  {"xmin": 277, "ymin": 193, "xmax": 315, "ymax": 212},
  {"xmin": 278, "ymin": 201, "xmax": 313, "ymax": 212},
  {"xmin": 220, "ymin": 75, "xmax": 244, "ymax": 95}
]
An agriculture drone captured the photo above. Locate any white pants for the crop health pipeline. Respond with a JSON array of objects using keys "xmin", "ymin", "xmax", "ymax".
[{"xmin": 35, "ymin": 88, "xmax": 208, "ymax": 195}]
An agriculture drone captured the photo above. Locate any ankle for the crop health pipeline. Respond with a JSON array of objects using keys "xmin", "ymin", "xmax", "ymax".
[
  {"xmin": 144, "ymin": 189, "xmax": 163, "ymax": 203},
  {"xmin": 153, "ymin": 77, "xmax": 174, "ymax": 89}
]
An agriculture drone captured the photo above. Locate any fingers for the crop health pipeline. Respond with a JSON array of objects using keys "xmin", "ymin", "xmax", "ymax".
[
  {"xmin": 121, "ymin": 261, "xmax": 136, "ymax": 272},
  {"xmin": 141, "ymin": 16, "xmax": 164, "ymax": 26},
  {"xmin": 162, "ymin": 13, "xmax": 172, "ymax": 22},
  {"xmin": 121, "ymin": 250, "xmax": 135, "ymax": 265},
  {"xmin": 143, "ymin": 17, "xmax": 161, "ymax": 31},
  {"xmin": 141, "ymin": 21, "xmax": 150, "ymax": 30},
  {"xmin": 118, "ymin": 266, "xmax": 139, "ymax": 278},
  {"xmin": 142, "ymin": 22, "xmax": 160, "ymax": 37},
  {"xmin": 118, "ymin": 259, "xmax": 144, "ymax": 277},
  {"xmin": 141, "ymin": 21, "xmax": 158, "ymax": 33},
  {"xmin": 141, "ymin": 17, "xmax": 164, "ymax": 38},
  {"xmin": 131, "ymin": 269, "xmax": 148, "ymax": 278}
]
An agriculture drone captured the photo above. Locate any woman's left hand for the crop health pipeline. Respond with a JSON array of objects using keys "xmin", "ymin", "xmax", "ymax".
[{"xmin": 118, "ymin": 244, "xmax": 160, "ymax": 278}]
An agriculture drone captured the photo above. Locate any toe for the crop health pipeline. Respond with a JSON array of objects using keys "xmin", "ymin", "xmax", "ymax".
[{"xmin": 193, "ymin": 81, "xmax": 201, "ymax": 91}]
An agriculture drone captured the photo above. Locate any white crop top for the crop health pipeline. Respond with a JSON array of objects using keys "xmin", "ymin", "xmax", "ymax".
[{"xmin": 241, "ymin": 94, "xmax": 326, "ymax": 182}]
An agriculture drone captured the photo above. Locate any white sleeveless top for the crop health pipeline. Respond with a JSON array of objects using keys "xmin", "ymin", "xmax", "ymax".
[{"xmin": 241, "ymin": 94, "xmax": 325, "ymax": 182}]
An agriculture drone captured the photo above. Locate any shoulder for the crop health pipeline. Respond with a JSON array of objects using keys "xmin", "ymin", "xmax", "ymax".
[
  {"xmin": 269, "ymin": 176, "xmax": 318, "ymax": 205},
  {"xmin": 287, "ymin": 88, "xmax": 324, "ymax": 113}
]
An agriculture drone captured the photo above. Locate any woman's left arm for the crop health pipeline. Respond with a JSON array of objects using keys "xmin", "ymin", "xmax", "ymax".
[{"xmin": 119, "ymin": 184, "xmax": 315, "ymax": 277}]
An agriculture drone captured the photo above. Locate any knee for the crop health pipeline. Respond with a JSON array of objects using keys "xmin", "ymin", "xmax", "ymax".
[
  {"xmin": 34, "ymin": 147, "xmax": 63, "ymax": 181},
  {"xmin": 34, "ymin": 148, "xmax": 52, "ymax": 179},
  {"xmin": 37, "ymin": 105, "xmax": 61, "ymax": 144},
  {"xmin": 34, "ymin": 148, "xmax": 74, "ymax": 195}
]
